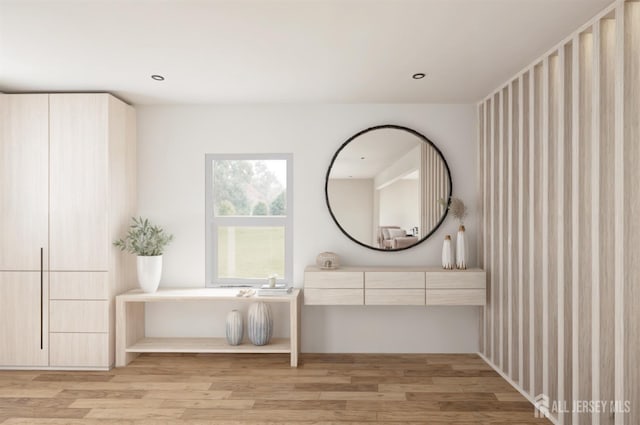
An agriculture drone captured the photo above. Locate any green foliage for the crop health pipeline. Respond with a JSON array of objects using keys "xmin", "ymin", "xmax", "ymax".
[
  {"xmin": 218, "ymin": 200, "xmax": 236, "ymax": 216},
  {"xmin": 113, "ymin": 217, "xmax": 174, "ymax": 256},
  {"xmin": 269, "ymin": 191, "xmax": 286, "ymax": 216},
  {"xmin": 253, "ymin": 161, "xmax": 284, "ymax": 203},
  {"xmin": 252, "ymin": 202, "xmax": 268, "ymax": 216},
  {"xmin": 214, "ymin": 160, "xmax": 253, "ymax": 215},
  {"xmin": 213, "ymin": 159, "xmax": 285, "ymax": 217}
]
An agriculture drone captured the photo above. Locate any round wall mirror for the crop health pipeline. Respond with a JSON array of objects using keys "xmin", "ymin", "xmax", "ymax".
[{"xmin": 325, "ymin": 125, "xmax": 452, "ymax": 251}]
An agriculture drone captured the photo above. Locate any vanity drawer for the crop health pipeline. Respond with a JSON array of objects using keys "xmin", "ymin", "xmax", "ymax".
[
  {"xmin": 365, "ymin": 272, "xmax": 424, "ymax": 289},
  {"xmin": 50, "ymin": 272, "xmax": 108, "ymax": 300},
  {"xmin": 304, "ymin": 272, "xmax": 363, "ymax": 289},
  {"xmin": 426, "ymin": 289, "xmax": 486, "ymax": 306},
  {"xmin": 304, "ymin": 288, "xmax": 363, "ymax": 305},
  {"xmin": 50, "ymin": 332, "xmax": 109, "ymax": 368},
  {"xmin": 365, "ymin": 289, "xmax": 425, "ymax": 305},
  {"xmin": 50, "ymin": 300, "xmax": 109, "ymax": 332},
  {"xmin": 425, "ymin": 271, "xmax": 486, "ymax": 289}
]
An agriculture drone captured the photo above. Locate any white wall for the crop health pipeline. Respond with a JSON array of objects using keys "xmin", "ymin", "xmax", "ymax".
[
  {"xmin": 378, "ymin": 179, "xmax": 419, "ymax": 232},
  {"xmin": 137, "ymin": 104, "xmax": 480, "ymax": 353},
  {"xmin": 326, "ymin": 178, "xmax": 373, "ymax": 245}
]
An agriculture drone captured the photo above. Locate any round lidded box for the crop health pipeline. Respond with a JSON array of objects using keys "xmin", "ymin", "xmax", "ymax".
[{"xmin": 316, "ymin": 252, "xmax": 339, "ymax": 269}]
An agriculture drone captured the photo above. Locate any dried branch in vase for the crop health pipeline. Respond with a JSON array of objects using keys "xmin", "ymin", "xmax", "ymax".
[{"xmin": 438, "ymin": 197, "xmax": 468, "ymax": 224}]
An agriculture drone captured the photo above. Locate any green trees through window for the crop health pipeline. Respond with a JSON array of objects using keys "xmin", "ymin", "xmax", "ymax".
[{"xmin": 213, "ymin": 160, "xmax": 286, "ymax": 217}]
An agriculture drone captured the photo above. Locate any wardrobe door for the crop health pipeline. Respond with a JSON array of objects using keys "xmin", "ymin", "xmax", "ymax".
[
  {"xmin": 0, "ymin": 94, "xmax": 49, "ymax": 271},
  {"xmin": 49, "ymin": 94, "xmax": 109, "ymax": 271},
  {"xmin": 0, "ymin": 272, "xmax": 48, "ymax": 366}
]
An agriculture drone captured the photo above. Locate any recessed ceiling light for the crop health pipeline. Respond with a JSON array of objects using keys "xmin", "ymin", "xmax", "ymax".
[
  {"xmin": 151, "ymin": 74, "xmax": 165, "ymax": 81},
  {"xmin": 412, "ymin": 73, "xmax": 426, "ymax": 80}
]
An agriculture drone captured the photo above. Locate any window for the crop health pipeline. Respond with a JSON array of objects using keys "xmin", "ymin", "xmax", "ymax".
[{"xmin": 205, "ymin": 154, "xmax": 292, "ymax": 287}]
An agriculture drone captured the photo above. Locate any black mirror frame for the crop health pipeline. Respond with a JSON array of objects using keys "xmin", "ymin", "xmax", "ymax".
[{"xmin": 325, "ymin": 124, "xmax": 453, "ymax": 252}]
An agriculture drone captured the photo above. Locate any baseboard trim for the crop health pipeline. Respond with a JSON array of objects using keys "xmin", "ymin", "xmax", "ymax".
[
  {"xmin": 477, "ymin": 352, "xmax": 559, "ymax": 425},
  {"xmin": 0, "ymin": 366, "xmax": 111, "ymax": 371}
]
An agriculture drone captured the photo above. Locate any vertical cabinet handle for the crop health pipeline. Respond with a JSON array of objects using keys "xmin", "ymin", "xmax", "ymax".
[{"xmin": 40, "ymin": 247, "xmax": 43, "ymax": 350}]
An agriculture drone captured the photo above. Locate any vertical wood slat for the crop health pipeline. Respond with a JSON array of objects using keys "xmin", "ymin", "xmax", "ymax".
[
  {"xmin": 599, "ymin": 17, "xmax": 617, "ymax": 425},
  {"xmin": 429, "ymin": 147, "xmax": 433, "ymax": 230},
  {"xmin": 432, "ymin": 146, "xmax": 436, "ymax": 229},
  {"xmin": 623, "ymin": 3, "xmax": 639, "ymax": 424},
  {"xmin": 613, "ymin": 5, "xmax": 625, "ymax": 425},
  {"xmin": 560, "ymin": 40, "xmax": 574, "ymax": 425},
  {"xmin": 528, "ymin": 66, "xmax": 536, "ymax": 397},
  {"xmin": 510, "ymin": 80, "xmax": 520, "ymax": 384},
  {"xmin": 547, "ymin": 53, "xmax": 559, "ymax": 420},
  {"xmin": 497, "ymin": 89, "xmax": 504, "ymax": 370},
  {"xmin": 579, "ymin": 30, "xmax": 594, "ymax": 425},
  {"xmin": 533, "ymin": 63, "xmax": 544, "ymax": 399},
  {"xmin": 434, "ymin": 146, "xmax": 438, "ymax": 229},
  {"xmin": 426, "ymin": 146, "xmax": 431, "ymax": 231},
  {"xmin": 485, "ymin": 98, "xmax": 493, "ymax": 362},
  {"xmin": 500, "ymin": 88, "xmax": 509, "ymax": 372},
  {"xmin": 478, "ymin": 103, "xmax": 485, "ymax": 354},
  {"xmin": 591, "ymin": 21, "xmax": 602, "ymax": 421},
  {"xmin": 555, "ymin": 45, "xmax": 566, "ymax": 425},
  {"xmin": 479, "ymin": 102, "xmax": 490, "ymax": 357},
  {"xmin": 541, "ymin": 55, "xmax": 550, "ymax": 401},
  {"xmin": 571, "ymin": 33, "xmax": 581, "ymax": 425},
  {"xmin": 428, "ymin": 147, "xmax": 433, "ymax": 230},
  {"xmin": 507, "ymin": 84, "xmax": 513, "ymax": 378},
  {"xmin": 521, "ymin": 71, "xmax": 531, "ymax": 394},
  {"xmin": 492, "ymin": 94, "xmax": 500, "ymax": 365},
  {"xmin": 518, "ymin": 73, "xmax": 526, "ymax": 389}
]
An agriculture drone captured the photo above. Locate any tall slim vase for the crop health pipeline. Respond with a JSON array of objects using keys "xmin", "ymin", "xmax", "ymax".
[
  {"xmin": 456, "ymin": 225, "xmax": 467, "ymax": 270},
  {"xmin": 442, "ymin": 235, "xmax": 454, "ymax": 270}
]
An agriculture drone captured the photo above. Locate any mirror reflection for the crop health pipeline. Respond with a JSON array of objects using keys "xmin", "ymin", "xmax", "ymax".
[{"xmin": 326, "ymin": 125, "xmax": 451, "ymax": 251}]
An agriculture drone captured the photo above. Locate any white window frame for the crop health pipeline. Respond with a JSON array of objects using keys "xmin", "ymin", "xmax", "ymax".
[{"xmin": 205, "ymin": 153, "xmax": 293, "ymax": 287}]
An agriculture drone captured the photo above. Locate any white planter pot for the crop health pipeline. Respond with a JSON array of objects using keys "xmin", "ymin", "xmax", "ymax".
[{"xmin": 137, "ymin": 255, "xmax": 163, "ymax": 293}]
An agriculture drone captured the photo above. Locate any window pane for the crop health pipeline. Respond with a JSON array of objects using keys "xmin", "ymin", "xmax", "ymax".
[
  {"xmin": 213, "ymin": 159, "xmax": 287, "ymax": 217},
  {"xmin": 217, "ymin": 226, "xmax": 285, "ymax": 279}
]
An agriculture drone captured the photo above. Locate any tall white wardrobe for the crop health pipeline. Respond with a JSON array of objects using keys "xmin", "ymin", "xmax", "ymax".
[{"xmin": 0, "ymin": 93, "xmax": 136, "ymax": 369}]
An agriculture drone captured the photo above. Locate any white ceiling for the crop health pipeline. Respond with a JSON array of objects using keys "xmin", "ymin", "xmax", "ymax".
[
  {"xmin": 329, "ymin": 127, "xmax": 421, "ymax": 179},
  {"xmin": 0, "ymin": 0, "xmax": 611, "ymax": 105}
]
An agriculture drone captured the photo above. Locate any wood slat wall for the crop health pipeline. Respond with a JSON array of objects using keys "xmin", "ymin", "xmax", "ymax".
[
  {"xmin": 420, "ymin": 144, "xmax": 448, "ymax": 236},
  {"xmin": 477, "ymin": 2, "xmax": 639, "ymax": 424}
]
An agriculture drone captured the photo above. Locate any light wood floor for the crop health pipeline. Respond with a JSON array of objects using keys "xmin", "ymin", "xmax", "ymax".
[{"xmin": 0, "ymin": 353, "xmax": 552, "ymax": 424}]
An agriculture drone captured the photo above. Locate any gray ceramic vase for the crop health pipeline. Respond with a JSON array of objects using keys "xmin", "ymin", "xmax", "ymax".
[
  {"xmin": 247, "ymin": 302, "xmax": 273, "ymax": 346},
  {"xmin": 225, "ymin": 309, "xmax": 244, "ymax": 346}
]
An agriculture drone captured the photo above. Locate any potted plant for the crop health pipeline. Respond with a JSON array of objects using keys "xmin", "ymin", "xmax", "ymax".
[{"xmin": 114, "ymin": 217, "xmax": 174, "ymax": 293}]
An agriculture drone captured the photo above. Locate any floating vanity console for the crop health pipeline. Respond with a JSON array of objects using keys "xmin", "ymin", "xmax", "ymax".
[{"xmin": 303, "ymin": 266, "xmax": 486, "ymax": 306}]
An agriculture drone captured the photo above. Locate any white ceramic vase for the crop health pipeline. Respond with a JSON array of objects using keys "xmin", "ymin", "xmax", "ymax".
[
  {"xmin": 136, "ymin": 255, "xmax": 162, "ymax": 293},
  {"xmin": 225, "ymin": 310, "xmax": 244, "ymax": 346},
  {"xmin": 456, "ymin": 225, "xmax": 467, "ymax": 270},
  {"xmin": 442, "ymin": 235, "xmax": 454, "ymax": 270},
  {"xmin": 248, "ymin": 302, "xmax": 273, "ymax": 346}
]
